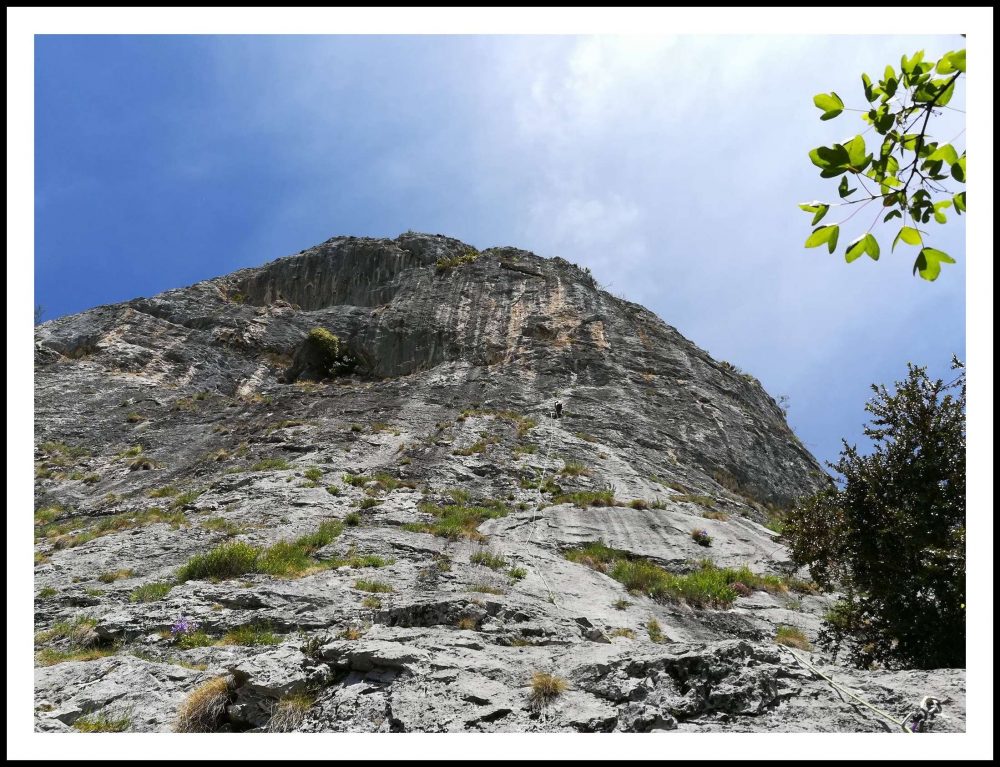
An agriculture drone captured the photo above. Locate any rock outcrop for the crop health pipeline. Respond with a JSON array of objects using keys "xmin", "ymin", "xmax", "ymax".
[{"xmin": 33, "ymin": 233, "xmax": 964, "ymax": 733}]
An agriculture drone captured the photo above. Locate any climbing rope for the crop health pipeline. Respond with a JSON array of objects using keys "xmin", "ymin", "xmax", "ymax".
[{"xmin": 788, "ymin": 650, "xmax": 941, "ymax": 733}]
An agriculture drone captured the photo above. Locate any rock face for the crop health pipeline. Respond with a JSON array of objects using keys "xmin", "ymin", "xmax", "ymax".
[{"xmin": 33, "ymin": 233, "xmax": 964, "ymax": 733}]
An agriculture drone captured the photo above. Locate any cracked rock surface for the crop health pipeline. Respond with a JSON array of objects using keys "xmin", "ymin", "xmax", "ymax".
[{"xmin": 33, "ymin": 233, "xmax": 964, "ymax": 733}]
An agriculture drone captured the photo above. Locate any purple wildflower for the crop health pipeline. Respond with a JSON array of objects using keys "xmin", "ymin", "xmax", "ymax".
[{"xmin": 170, "ymin": 618, "xmax": 198, "ymax": 636}]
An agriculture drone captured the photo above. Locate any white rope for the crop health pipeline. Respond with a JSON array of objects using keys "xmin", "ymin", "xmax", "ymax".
[{"xmin": 787, "ymin": 649, "xmax": 912, "ymax": 733}]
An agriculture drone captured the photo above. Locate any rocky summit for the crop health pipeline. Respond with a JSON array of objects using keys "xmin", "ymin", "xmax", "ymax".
[{"xmin": 33, "ymin": 233, "xmax": 965, "ymax": 733}]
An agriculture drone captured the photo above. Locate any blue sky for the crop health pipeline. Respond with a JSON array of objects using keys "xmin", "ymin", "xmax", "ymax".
[{"xmin": 34, "ymin": 34, "xmax": 967, "ymax": 468}]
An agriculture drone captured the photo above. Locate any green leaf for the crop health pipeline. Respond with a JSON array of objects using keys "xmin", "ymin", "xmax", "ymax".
[
  {"xmin": 809, "ymin": 144, "xmax": 851, "ymax": 177},
  {"xmin": 883, "ymin": 210, "xmax": 902, "ymax": 222},
  {"xmin": 901, "ymin": 51, "xmax": 924, "ymax": 76},
  {"xmin": 901, "ymin": 134, "xmax": 920, "ymax": 151},
  {"xmin": 798, "ymin": 202, "xmax": 830, "ymax": 225},
  {"xmin": 935, "ymin": 78, "xmax": 956, "ymax": 107},
  {"xmin": 892, "ymin": 226, "xmax": 922, "ymax": 251},
  {"xmin": 913, "ymin": 247, "xmax": 955, "ymax": 282},
  {"xmin": 861, "ymin": 73, "xmax": 875, "ymax": 102},
  {"xmin": 951, "ymin": 155, "xmax": 966, "ymax": 183},
  {"xmin": 805, "ymin": 225, "xmax": 839, "ymax": 254},
  {"xmin": 953, "ymin": 191, "xmax": 966, "ymax": 213},
  {"xmin": 949, "ymin": 49, "xmax": 966, "ymax": 73},
  {"xmin": 845, "ymin": 135, "xmax": 867, "ymax": 168},
  {"xmin": 936, "ymin": 49, "xmax": 965, "ymax": 74},
  {"xmin": 864, "ymin": 233, "xmax": 880, "ymax": 261},
  {"xmin": 813, "ymin": 92, "xmax": 844, "ymax": 120},
  {"xmin": 845, "ymin": 236, "xmax": 866, "ymax": 263},
  {"xmin": 838, "ymin": 177, "xmax": 856, "ymax": 198},
  {"xmin": 883, "ymin": 64, "xmax": 896, "ymax": 82}
]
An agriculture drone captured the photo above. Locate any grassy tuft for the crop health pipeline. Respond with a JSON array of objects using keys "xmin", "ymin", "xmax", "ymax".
[
  {"xmin": 435, "ymin": 247, "xmax": 481, "ymax": 272},
  {"xmin": 175, "ymin": 630, "xmax": 216, "ymax": 650},
  {"xmin": 774, "ymin": 625, "xmax": 812, "ymax": 650},
  {"xmin": 72, "ymin": 712, "xmax": 132, "ymax": 732},
  {"xmin": 646, "ymin": 617, "xmax": 668, "ymax": 643},
  {"xmin": 266, "ymin": 693, "xmax": 314, "ymax": 733},
  {"xmin": 565, "ymin": 542, "xmax": 793, "ymax": 609},
  {"xmin": 529, "ymin": 672, "xmax": 569, "ymax": 707},
  {"xmin": 457, "ymin": 616, "xmax": 478, "ymax": 631},
  {"xmin": 174, "ymin": 676, "xmax": 235, "ymax": 733},
  {"xmin": 148, "ymin": 485, "xmax": 180, "ymax": 498},
  {"xmin": 470, "ymin": 550, "xmax": 507, "ymax": 570},
  {"xmin": 177, "ymin": 541, "xmax": 262, "ymax": 582},
  {"xmin": 552, "ymin": 490, "xmax": 615, "ymax": 508},
  {"xmin": 177, "ymin": 521, "xmax": 343, "ymax": 582},
  {"xmin": 560, "ymin": 461, "xmax": 592, "ymax": 477},
  {"xmin": 219, "ymin": 623, "xmax": 280, "ymax": 647},
  {"xmin": 403, "ymin": 501, "xmax": 509, "ymax": 541},
  {"xmin": 98, "ymin": 569, "xmax": 135, "ymax": 583},
  {"xmin": 353, "ymin": 579, "xmax": 393, "ymax": 593},
  {"xmin": 609, "ymin": 627, "xmax": 637, "ymax": 639},
  {"xmin": 252, "ymin": 457, "xmax": 291, "ymax": 472}
]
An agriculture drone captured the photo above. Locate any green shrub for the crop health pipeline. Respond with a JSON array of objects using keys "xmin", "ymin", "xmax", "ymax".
[
  {"xmin": 344, "ymin": 511, "xmax": 362, "ymax": 527},
  {"xmin": 354, "ymin": 579, "xmax": 393, "ymax": 593},
  {"xmin": 509, "ymin": 566, "xmax": 528, "ymax": 581},
  {"xmin": 303, "ymin": 328, "xmax": 358, "ymax": 377},
  {"xmin": 435, "ymin": 248, "xmax": 481, "ymax": 272},
  {"xmin": 37, "ymin": 587, "xmax": 57, "ymax": 599}
]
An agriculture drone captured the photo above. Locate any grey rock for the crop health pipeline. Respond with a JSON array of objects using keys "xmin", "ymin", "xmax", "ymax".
[{"xmin": 32, "ymin": 232, "xmax": 964, "ymax": 733}]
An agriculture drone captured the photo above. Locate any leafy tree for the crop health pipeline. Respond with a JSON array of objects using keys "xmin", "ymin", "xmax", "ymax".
[
  {"xmin": 801, "ymin": 48, "xmax": 966, "ymax": 281},
  {"xmin": 784, "ymin": 358, "xmax": 965, "ymax": 669}
]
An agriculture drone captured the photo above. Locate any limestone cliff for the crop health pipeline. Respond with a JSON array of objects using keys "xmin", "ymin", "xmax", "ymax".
[{"xmin": 32, "ymin": 233, "xmax": 964, "ymax": 733}]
